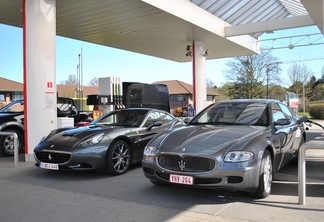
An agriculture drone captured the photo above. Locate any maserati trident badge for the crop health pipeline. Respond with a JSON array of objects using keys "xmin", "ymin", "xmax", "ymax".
[{"xmin": 178, "ymin": 159, "xmax": 186, "ymax": 171}]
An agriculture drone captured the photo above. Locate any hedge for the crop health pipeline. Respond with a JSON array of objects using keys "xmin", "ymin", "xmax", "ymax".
[{"xmin": 309, "ymin": 101, "xmax": 324, "ymax": 119}]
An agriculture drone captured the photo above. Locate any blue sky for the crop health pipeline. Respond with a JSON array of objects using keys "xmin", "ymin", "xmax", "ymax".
[{"xmin": 1, "ymin": 23, "xmax": 323, "ymax": 88}]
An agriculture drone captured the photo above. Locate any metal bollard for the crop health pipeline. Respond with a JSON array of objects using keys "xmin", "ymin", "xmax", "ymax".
[
  {"xmin": 298, "ymin": 141, "xmax": 324, "ymax": 205},
  {"xmin": 0, "ymin": 132, "xmax": 18, "ymax": 167}
]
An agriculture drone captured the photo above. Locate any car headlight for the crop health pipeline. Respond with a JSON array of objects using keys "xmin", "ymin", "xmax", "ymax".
[
  {"xmin": 143, "ymin": 146, "xmax": 157, "ymax": 157},
  {"xmin": 79, "ymin": 133, "xmax": 105, "ymax": 147},
  {"xmin": 224, "ymin": 151, "xmax": 254, "ymax": 162},
  {"xmin": 143, "ymin": 146, "xmax": 157, "ymax": 162}
]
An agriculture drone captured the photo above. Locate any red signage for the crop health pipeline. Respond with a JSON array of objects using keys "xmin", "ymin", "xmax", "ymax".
[
  {"xmin": 47, "ymin": 82, "xmax": 53, "ymax": 88},
  {"xmin": 289, "ymin": 99, "xmax": 298, "ymax": 108}
]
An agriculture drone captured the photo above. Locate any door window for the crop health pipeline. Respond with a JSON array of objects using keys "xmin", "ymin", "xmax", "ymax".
[
  {"xmin": 272, "ymin": 103, "xmax": 286, "ymax": 122},
  {"xmin": 144, "ymin": 111, "xmax": 174, "ymax": 127},
  {"xmin": 278, "ymin": 103, "xmax": 293, "ymax": 119}
]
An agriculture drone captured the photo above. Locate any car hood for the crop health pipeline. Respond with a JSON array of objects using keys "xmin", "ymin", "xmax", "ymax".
[
  {"xmin": 0, "ymin": 112, "xmax": 23, "ymax": 125},
  {"xmin": 156, "ymin": 124, "xmax": 265, "ymax": 155},
  {"xmin": 44, "ymin": 125, "xmax": 131, "ymax": 147}
]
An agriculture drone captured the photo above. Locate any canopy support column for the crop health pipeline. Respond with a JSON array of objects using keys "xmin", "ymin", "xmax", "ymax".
[
  {"xmin": 23, "ymin": 0, "xmax": 57, "ymax": 162},
  {"xmin": 192, "ymin": 41, "xmax": 207, "ymax": 114}
]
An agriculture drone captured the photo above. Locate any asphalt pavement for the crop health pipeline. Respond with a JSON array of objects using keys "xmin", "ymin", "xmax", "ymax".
[{"xmin": 0, "ymin": 123, "xmax": 323, "ymax": 222}]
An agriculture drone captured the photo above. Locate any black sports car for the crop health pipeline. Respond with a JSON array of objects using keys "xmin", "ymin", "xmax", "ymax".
[
  {"xmin": 34, "ymin": 108, "xmax": 183, "ymax": 175},
  {"xmin": 0, "ymin": 97, "xmax": 84, "ymax": 156},
  {"xmin": 142, "ymin": 99, "xmax": 308, "ymax": 198}
]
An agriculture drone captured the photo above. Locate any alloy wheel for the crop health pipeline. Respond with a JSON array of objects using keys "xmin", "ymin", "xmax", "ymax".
[
  {"xmin": 263, "ymin": 154, "xmax": 273, "ymax": 194},
  {"xmin": 109, "ymin": 141, "xmax": 131, "ymax": 175},
  {"xmin": 4, "ymin": 135, "xmax": 15, "ymax": 153}
]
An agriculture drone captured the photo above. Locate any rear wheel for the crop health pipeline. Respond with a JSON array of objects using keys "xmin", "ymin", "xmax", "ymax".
[
  {"xmin": 254, "ymin": 150, "xmax": 273, "ymax": 198},
  {"xmin": 106, "ymin": 140, "xmax": 131, "ymax": 175},
  {"xmin": 0, "ymin": 130, "xmax": 23, "ymax": 156}
]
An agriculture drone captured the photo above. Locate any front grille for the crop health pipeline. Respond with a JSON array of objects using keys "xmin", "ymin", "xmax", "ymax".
[
  {"xmin": 35, "ymin": 151, "xmax": 71, "ymax": 164},
  {"xmin": 157, "ymin": 154, "xmax": 215, "ymax": 173},
  {"xmin": 195, "ymin": 177, "xmax": 221, "ymax": 184}
]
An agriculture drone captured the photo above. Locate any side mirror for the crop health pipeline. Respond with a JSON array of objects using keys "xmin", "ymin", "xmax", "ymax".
[
  {"xmin": 297, "ymin": 115, "xmax": 308, "ymax": 124},
  {"xmin": 147, "ymin": 121, "xmax": 162, "ymax": 130},
  {"xmin": 274, "ymin": 118, "xmax": 290, "ymax": 126}
]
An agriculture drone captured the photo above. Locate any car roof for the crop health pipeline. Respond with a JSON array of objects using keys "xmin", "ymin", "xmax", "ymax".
[
  {"xmin": 9, "ymin": 99, "xmax": 24, "ymax": 102},
  {"xmin": 114, "ymin": 108, "xmax": 168, "ymax": 112},
  {"xmin": 217, "ymin": 99, "xmax": 282, "ymax": 105}
]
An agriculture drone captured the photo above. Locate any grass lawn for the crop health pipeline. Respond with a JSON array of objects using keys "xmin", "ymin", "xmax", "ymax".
[{"xmin": 298, "ymin": 112, "xmax": 311, "ymax": 118}]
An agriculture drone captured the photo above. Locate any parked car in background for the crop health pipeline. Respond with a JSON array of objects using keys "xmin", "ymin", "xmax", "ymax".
[
  {"xmin": 0, "ymin": 97, "xmax": 85, "ymax": 156},
  {"xmin": 34, "ymin": 108, "xmax": 183, "ymax": 175},
  {"xmin": 142, "ymin": 99, "xmax": 307, "ymax": 198},
  {"xmin": 0, "ymin": 99, "xmax": 24, "ymax": 156}
]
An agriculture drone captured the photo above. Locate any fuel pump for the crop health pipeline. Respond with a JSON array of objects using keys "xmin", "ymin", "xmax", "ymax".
[{"xmin": 87, "ymin": 77, "xmax": 125, "ymax": 120}]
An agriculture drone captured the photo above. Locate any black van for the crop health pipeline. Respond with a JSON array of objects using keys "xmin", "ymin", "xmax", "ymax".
[{"xmin": 123, "ymin": 82, "xmax": 170, "ymax": 112}]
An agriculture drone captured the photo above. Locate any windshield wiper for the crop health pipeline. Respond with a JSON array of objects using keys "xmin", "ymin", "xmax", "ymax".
[
  {"xmin": 189, "ymin": 122, "xmax": 237, "ymax": 125},
  {"xmin": 213, "ymin": 122, "xmax": 249, "ymax": 125},
  {"xmin": 188, "ymin": 122, "xmax": 205, "ymax": 125}
]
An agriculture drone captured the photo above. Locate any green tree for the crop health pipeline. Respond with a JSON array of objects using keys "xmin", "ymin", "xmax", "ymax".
[
  {"xmin": 261, "ymin": 84, "xmax": 286, "ymax": 101},
  {"xmin": 224, "ymin": 51, "xmax": 281, "ymax": 99},
  {"xmin": 310, "ymin": 68, "xmax": 324, "ymax": 101},
  {"xmin": 215, "ymin": 83, "xmax": 232, "ymax": 100},
  {"xmin": 306, "ymin": 76, "xmax": 317, "ymax": 100}
]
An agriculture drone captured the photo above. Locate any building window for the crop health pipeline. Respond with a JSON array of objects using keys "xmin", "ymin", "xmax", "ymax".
[
  {"xmin": 207, "ymin": 95, "xmax": 214, "ymax": 101},
  {"xmin": 12, "ymin": 92, "xmax": 23, "ymax": 100},
  {"xmin": 171, "ymin": 95, "xmax": 186, "ymax": 102},
  {"xmin": 0, "ymin": 93, "xmax": 5, "ymax": 101}
]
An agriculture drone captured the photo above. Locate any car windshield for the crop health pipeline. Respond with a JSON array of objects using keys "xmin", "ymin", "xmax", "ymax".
[
  {"xmin": 0, "ymin": 100, "xmax": 24, "ymax": 113},
  {"xmin": 0, "ymin": 99, "xmax": 76, "ymax": 115},
  {"xmin": 91, "ymin": 110, "xmax": 148, "ymax": 127},
  {"xmin": 190, "ymin": 101, "xmax": 269, "ymax": 126}
]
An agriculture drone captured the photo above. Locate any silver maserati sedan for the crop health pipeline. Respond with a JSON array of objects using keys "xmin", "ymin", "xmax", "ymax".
[{"xmin": 142, "ymin": 99, "xmax": 307, "ymax": 198}]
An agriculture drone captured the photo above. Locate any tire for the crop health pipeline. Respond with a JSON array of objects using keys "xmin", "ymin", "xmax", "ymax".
[
  {"xmin": 106, "ymin": 140, "xmax": 131, "ymax": 175},
  {"xmin": 0, "ymin": 130, "xmax": 23, "ymax": 157},
  {"xmin": 254, "ymin": 150, "xmax": 273, "ymax": 198}
]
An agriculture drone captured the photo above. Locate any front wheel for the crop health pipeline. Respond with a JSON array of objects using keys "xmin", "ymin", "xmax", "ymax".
[
  {"xmin": 0, "ymin": 130, "xmax": 23, "ymax": 156},
  {"xmin": 254, "ymin": 150, "xmax": 273, "ymax": 198},
  {"xmin": 106, "ymin": 140, "xmax": 131, "ymax": 175}
]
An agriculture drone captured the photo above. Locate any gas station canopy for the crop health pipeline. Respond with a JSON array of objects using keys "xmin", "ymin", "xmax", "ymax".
[{"xmin": 0, "ymin": 0, "xmax": 323, "ymax": 62}]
